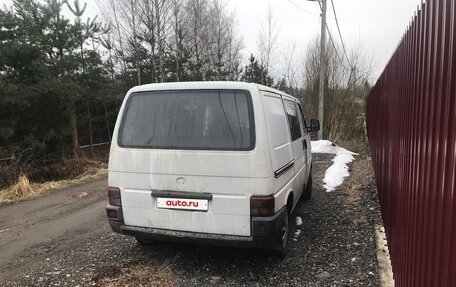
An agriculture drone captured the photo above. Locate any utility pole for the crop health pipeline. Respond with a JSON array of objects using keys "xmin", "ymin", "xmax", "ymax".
[{"xmin": 318, "ymin": 0, "xmax": 327, "ymax": 140}]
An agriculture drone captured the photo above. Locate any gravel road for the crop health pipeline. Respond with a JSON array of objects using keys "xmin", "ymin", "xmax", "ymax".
[{"xmin": 0, "ymin": 152, "xmax": 381, "ymax": 286}]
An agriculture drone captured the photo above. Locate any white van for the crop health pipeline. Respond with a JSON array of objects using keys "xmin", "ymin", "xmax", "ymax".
[{"xmin": 106, "ymin": 81, "xmax": 319, "ymax": 254}]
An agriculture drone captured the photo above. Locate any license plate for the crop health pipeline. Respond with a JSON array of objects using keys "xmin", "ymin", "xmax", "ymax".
[{"xmin": 156, "ymin": 197, "xmax": 208, "ymax": 211}]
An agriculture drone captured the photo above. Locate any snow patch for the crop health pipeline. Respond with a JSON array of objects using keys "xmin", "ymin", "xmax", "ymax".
[
  {"xmin": 311, "ymin": 140, "xmax": 356, "ymax": 156},
  {"xmin": 292, "ymin": 229, "xmax": 301, "ymax": 241},
  {"xmin": 311, "ymin": 140, "xmax": 358, "ymax": 192},
  {"xmin": 292, "ymin": 217, "xmax": 303, "ymax": 241}
]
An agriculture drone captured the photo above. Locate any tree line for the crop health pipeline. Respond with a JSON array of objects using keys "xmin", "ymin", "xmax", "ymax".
[
  {"xmin": 0, "ymin": 0, "xmax": 259, "ymax": 168},
  {"xmin": 1, "ymin": 0, "xmax": 117, "ymax": 168},
  {"xmin": 0, "ymin": 0, "xmax": 372, "ymax": 182}
]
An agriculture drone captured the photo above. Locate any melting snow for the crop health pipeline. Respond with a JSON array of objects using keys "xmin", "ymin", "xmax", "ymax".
[
  {"xmin": 292, "ymin": 229, "xmax": 302, "ymax": 241},
  {"xmin": 311, "ymin": 140, "xmax": 358, "ymax": 192}
]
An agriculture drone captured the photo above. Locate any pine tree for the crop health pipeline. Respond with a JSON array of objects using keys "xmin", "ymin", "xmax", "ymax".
[
  {"xmin": 240, "ymin": 54, "xmax": 274, "ymax": 86},
  {"xmin": 0, "ymin": 0, "xmax": 115, "ymax": 165}
]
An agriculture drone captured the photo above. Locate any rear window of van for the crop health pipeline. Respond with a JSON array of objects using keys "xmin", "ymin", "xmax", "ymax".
[{"xmin": 118, "ymin": 90, "xmax": 255, "ymax": 150}]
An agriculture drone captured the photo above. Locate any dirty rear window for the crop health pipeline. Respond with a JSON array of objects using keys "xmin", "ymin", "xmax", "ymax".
[{"xmin": 118, "ymin": 90, "xmax": 255, "ymax": 150}]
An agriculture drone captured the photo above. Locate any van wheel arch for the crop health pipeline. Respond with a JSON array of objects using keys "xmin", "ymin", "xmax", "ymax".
[
  {"xmin": 302, "ymin": 166, "xmax": 313, "ymax": 201},
  {"xmin": 286, "ymin": 192, "xmax": 294, "ymax": 215}
]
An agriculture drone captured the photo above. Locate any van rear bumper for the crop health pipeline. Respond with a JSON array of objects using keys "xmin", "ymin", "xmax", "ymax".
[{"xmin": 107, "ymin": 206, "xmax": 287, "ymax": 249}]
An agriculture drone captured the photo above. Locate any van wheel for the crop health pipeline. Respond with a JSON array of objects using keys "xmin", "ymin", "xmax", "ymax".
[
  {"xmin": 303, "ymin": 169, "xmax": 313, "ymax": 201},
  {"xmin": 271, "ymin": 211, "xmax": 289, "ymax": 258},
  {"xmin": 135, "ymin": 236, "xmax": 154, "ymax": 245}
]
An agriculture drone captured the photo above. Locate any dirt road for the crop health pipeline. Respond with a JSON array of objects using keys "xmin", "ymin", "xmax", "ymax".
[
  {"xmin": 0, "ymin": 179, "xmax": 108, "ymax": 285},
  {"xmin": 0, "ymin": 153, "xmax": 381, "ymax": 286}
]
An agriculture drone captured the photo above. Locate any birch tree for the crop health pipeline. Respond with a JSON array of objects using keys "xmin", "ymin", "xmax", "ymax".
[
  {"xmin": 257, "ymin": 3, "xmax": 278, "ymax": 79},
  {"xmin": 303, "ymin": 36, "xmax": 373, "ymax": 141}
]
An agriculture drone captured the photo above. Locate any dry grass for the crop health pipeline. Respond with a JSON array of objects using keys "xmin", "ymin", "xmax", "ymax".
[
  {"xmin": 0, "ymin": 163, "xmax": 107, "ymax": 204},
  {"xmin": 337, "ymin": 138, "xmax": 368, "ymax": 155},
  {"xmin": 88, "ymin": 258, "xmax": 175, "ymax": 287},
  {"xmin": 343, "ymin": 152, "xmax": 370, "ymax": 225},
  {"xmin": 6, "ymin": 174, "xmax": 36, "ymax": 199}
]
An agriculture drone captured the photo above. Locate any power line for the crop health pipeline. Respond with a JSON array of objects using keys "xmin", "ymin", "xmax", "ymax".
[
  {"xmin": 330, "ymin": 0, "xmax": 352, "ymax": 68},
  {"xmin": 325, "ymin": 23, "xmax": 345, "ymax": 68},
  {"xmin": 287, "ymin": 0, "xmax": 318, "ymax": 16},
  {"xmin": 290, "ymin": 0, "xmax": 345, "ymax": 68},
  {"xmin": 292, "ymin": 0, "xmax": 352, "ymax": 71},
  {"xmin": 315, "ymin": 0, "xmax": 348, "ymax": 70}
]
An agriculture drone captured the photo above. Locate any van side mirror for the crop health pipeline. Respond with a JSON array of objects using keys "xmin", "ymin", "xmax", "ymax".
[{"xmin": 308, "ymin": 119, "xmax": 320, "ymax": 132}]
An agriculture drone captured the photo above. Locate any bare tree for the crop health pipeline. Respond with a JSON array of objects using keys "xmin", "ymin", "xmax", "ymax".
[
  {"xmin": 169, "ymin": 0, "xmax": 188, "ymax": 81},
  {"xmin": 257, "ymin": 2, "xmax": 278, "ymax": 80},
  {"xmin": 210, "ymin": 0, "xmax": 227, "ymax": 80},
  {"xmin": 187, "ymin": 0, "xmax": 207, "ymax": 80},
  {"xmin": 281, "ymin": 40, "xmax": 300, "ymax": 90},
  {"xmin": 137, "ymin": 0, "xmax": 158, "ymax": 82},
  {"xmin": 99, "ymin": 0, "xmax": 143, "ymax": 84},
  {"xmin": 97, "ymin": 0, "xmax": 243, "ymax": 82},
  {"xmin": 303, "ymin": 35, "xmax": 372, "ymax": 141},
  {"xmin": 125, "ymin": 0, "xmax": 142, "ymax": 85},
  {"xmin": 153, "ymin": 0, "xmax": 171, "ymax": 82},
  {"xmin": 96, "ymin": 0, "xmax": 128, "ymax": 75},
  {"xmin": 225, "ymin": 11, "xmax": 244, "ymax": 80}
]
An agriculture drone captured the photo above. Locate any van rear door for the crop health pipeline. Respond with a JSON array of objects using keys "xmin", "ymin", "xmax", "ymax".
[
  {"xmin": 282, "ymin": 98, "xmax": 309, "ymax": 202},
  {"xmin": 109, "ymin": 89, "xmax": 271, "ymax": 237},
  {"xmin": 262, "ymin": 93, "xmax": 294, "ymax": 191},
  {"xmin": 297, "ymin": 102, "xmax": 311, "ymax": 169}
]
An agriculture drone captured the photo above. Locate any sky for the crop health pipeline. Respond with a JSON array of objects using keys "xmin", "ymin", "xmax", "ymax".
[
  {"xmin": 0, "ymin": 0, "xmax": 423, "ymax": 82},
  {"xmin": 226, "ymin": 0, "xmax": 422, "ymax": 81}
]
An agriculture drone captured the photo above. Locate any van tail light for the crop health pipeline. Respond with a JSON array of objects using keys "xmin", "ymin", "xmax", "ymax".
[
  {"xmin": 250, "ymin": 195, "xmax": 275, "ymax": 217},
  {"xmin": 108, "ymin": 187, "xmax": 122, "ymax": 206}
]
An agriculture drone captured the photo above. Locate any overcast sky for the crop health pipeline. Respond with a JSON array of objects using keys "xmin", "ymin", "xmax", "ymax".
[
  {"xmin": 1, "ymin": 0, "xmax": 423, "ymax": 82},
  {"xmin": 228, "ymin": 0, "xmax": 422, "ymax": 81}
]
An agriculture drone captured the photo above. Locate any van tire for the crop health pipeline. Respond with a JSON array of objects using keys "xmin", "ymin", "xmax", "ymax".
[
  {"xmin": 271, "ymin": 211, "xmax": 289, "ymax": 258},
  {"xmin": 303, "ymin": 169, "xmax": 313, "ymax": 201},
  {"xmin": 135, "ymin": 236, "xmax": 154, "ymax": 245}
]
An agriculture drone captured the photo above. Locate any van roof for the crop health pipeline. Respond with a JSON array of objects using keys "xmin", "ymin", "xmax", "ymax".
[{"xmin": 127, "ymin": 81, "xmax": 296, "ymax": 100}]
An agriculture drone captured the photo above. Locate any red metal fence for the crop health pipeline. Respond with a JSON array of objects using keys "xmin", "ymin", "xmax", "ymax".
[{"xmin": 366, "ymin": 0, "xmax": 456, "ymax": 286}]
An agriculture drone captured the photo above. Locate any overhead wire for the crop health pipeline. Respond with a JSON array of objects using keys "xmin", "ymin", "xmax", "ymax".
[
  {"xmin": 287, "ymin": 0, "xmax": 319, "ymax": 16},
  {"xmin": 325, "ymin": 23, "xmax": 345, "ymax": 68},
  {"xmin": 290, "ymin": 0, "xmax": 353, "ymax": 73},
  {"xmin": 330, "ymin": 0, "xmax": 353, "ymax": 69},
  {"xmin": 322, "ymin": 0, "xmax": 357, "ymax": 93},
  {"xmin": 316, "ymin": 0, "xmax": 349, "ymax": 71}
]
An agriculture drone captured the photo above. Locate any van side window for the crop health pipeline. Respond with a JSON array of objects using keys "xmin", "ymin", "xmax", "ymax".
[
  {"xmin": 263, "ymin": 96, "xmax": 290, "ymax": 147},
  {"xmin": 296, "ymin": 103, "xmax": 307, "ymax": 136},
  {"xmin": 283, "ymin": 99, "xmax": 302, "ymax": 141}
]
